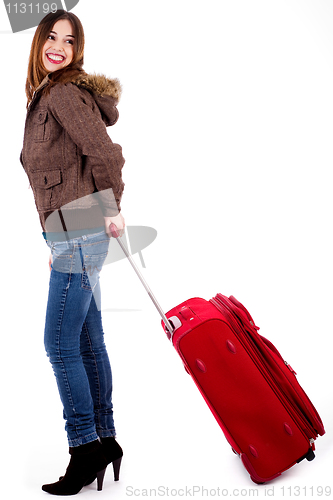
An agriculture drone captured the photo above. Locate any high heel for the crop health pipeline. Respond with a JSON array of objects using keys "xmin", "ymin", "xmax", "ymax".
[
  {"xmin": 101, "ymin": 437, "xmax": 123, "ymax": 481},
  {"xmin": 112, "ymin": 456, "xmax": 122, "ymax": 481},
  {"xmin": 96, "ymin": 468, "xmax": 106, "ymax": 491}
]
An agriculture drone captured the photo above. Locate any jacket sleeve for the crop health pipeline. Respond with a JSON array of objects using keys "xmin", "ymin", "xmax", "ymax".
[{"xmin": 48, "ymin": 82, "xmax": 125, "ymax": 216}]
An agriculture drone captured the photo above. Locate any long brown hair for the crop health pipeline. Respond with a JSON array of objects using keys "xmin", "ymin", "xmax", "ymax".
[{"xmin": 25, "ymin": 9, "xmax": 85, "ymax": 107}]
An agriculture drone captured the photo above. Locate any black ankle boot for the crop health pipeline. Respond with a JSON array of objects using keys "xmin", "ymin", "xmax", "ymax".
[
  {"xmin": 42, "ymin": 440, "xmax": 108, "ymax": 495},
  {"xmin": 58, "ymin": 438, "xmax": 123, "ymax": 486},
  {"xmin": 101, "ymin": 437, "xmax": 123, "ymax": 481}
]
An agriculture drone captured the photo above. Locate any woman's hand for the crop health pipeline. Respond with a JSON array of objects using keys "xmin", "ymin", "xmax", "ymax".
[
  {"xmin": 104, "ymin": 212, "xmax": 125, "ymax": 238},
  {"xmin": 49, "ymin": 254, "xmax": 53, "ymax": 272}
]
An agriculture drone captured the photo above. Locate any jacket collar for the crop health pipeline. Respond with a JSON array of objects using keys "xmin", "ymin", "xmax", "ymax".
[{"xmin": 35, "ymin": 73, "xmax": 51, "ymax": 93}]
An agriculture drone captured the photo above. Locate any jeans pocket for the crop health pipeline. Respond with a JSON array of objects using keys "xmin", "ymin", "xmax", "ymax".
[
  {"xmin": 48, "ymin": 241, "xmax": 75, "ymax": 273},
  {"xmin": 81, "ymin": 252, "xmax": 108, "ymax": 291}
]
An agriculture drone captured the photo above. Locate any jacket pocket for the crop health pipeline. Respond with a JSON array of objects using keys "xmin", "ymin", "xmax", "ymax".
[
  {"xmin": 30, "ymin": 169, "xmax": 63, "ymax": 210},
  {"xmin": 34, "ymin": 109, "xmax": 50, "ymax": 142}
]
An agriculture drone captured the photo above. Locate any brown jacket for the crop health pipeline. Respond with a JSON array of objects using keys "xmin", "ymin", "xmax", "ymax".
[{"xmin": 20, "ymin": 72, "xmax": 125, "ymax": 236}]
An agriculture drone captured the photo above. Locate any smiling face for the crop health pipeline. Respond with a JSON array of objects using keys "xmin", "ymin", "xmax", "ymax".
[{"xmin": 42, "ymin": 19, "xmax": 74, "ymax": 72}]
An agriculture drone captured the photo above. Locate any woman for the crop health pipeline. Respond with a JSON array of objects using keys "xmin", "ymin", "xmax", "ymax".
[{"xmin": 20, "ymin": 9, "xmax": 125, "ymax": 495}]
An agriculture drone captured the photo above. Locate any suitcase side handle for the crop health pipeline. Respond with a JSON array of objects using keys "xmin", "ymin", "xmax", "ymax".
[{"xmin": 109, "ymin": 223, "xmax": 175, "ymax": 336}]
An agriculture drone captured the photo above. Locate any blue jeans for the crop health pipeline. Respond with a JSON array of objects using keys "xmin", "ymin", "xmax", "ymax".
[{"xmin": 44, "ymin": 231, "xmax": 116, "ymax": 447}]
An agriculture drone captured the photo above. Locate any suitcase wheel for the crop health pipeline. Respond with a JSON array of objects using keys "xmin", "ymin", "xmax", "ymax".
[{"xmin": 296, "ymin": 447, "xmax": 316, "ymax": 463}]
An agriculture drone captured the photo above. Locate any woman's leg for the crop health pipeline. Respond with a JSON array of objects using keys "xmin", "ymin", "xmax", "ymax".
[
  {"xmin": 44, "ymin": 266, "xmax": 100, "ymax": 447},
  {"xmin": 80, "ymin": 281, "xmax": 116, "ymax": 438}
]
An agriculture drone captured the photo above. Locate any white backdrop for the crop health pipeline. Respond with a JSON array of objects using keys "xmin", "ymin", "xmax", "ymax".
[{"xmin": 0, "ymin": 1, "xmax": 332, "ymax": 498}]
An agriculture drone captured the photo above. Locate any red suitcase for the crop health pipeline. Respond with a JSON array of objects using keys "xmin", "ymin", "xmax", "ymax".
[
  {"xmin": 110, "ymin": 225, "xmax": 325, "ymax": 484},
  {"xmin": 161, "ymin": 293, "xmax": 325, "ymax": 483}
]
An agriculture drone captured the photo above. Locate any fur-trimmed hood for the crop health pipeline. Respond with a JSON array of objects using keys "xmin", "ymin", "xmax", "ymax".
[
  {"xmin": 74, "ymin": 73, "xmax": 122, "ymax": 127},
  {"xmin": 74, "ymin": 73, "xmax": 122, "ymax": 101}
]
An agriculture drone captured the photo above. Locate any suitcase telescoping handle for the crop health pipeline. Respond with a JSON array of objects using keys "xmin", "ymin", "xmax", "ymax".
[{"xmin": 109, "ymin": 223, "xmax": 174, "ymax": 335}]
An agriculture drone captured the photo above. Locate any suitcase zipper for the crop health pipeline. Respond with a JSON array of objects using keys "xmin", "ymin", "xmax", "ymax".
[{"xmin": 284, "ymin": 360, "xmax": 297, "ymax": 375}]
